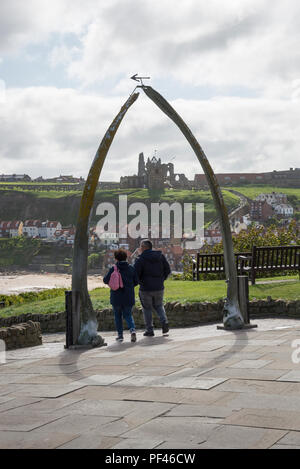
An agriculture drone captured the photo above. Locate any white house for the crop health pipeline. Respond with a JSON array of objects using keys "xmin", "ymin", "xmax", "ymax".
[
  {"xmin": 274, "ymin": 204, "xmax": 294, "ymax": 217},
  {"xmin": 0, "ymin": 221, "xmax": 23, "ymax": 237},
  {"xmin": 23, "ymin": 220, "xmax": 42, "ymax": 237},
  {"xmin": 256, "ymin": 192, "xmax": 288, "ymax": 207},
  {"xmin": 38, "ymin": 221, "xmax": 48, "ymax": 238},
  {"xmin": 46, "ymin": 221, "xmax": 62, "ymax": 238},
  {"xmin": 9, "ymin": 221, "xmax": 23, "ymax": 237},
  {"xmin": 53, "ymin": 228, "xmax": 75, "ymax": 244}
]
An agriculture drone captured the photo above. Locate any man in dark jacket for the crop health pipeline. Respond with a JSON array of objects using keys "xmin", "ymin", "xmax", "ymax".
[{"xmin": 134, "ymin": 239, "xmax": 171, "ymax": 336}]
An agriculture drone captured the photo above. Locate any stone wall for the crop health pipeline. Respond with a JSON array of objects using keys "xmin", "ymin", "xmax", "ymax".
[
  {"xmin": 0, "ymin": 321, "xmax": 42, "ymax": 350},
  {"xmin": 0, "ymin": 299, "xmax": 299, "ymax": 334}
]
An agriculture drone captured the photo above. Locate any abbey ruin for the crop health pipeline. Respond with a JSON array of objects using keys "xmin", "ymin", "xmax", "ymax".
[{"xmin": 120, "ymin": 152, "xmax": 191, "ymax": 190}]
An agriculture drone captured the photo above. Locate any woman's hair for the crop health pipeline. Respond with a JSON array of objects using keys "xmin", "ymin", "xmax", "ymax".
[{"xmin": 114, "ymin": 249, "xmax": 127, "ymax": 261}]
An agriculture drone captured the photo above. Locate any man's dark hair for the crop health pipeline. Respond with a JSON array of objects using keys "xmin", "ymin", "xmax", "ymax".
[
  {"xmin": 141, "ymin": 239, "xmax": 152, "ymax": 250},
  {"xmin": 114, "ymin": 249, "xmax": 127, "ymax": 261}
]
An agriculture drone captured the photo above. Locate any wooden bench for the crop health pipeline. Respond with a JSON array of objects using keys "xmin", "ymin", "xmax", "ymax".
[
  {"xmin": 192, "ymin": 251, "xmax": 251, "ymax": 280},
  {"xmin": 193, "ymin": 245, "xmax": 300, "ymax": 284},
  {"xmin": 239, "ymin": 245, "xmax": 300, "ymax": 284}
]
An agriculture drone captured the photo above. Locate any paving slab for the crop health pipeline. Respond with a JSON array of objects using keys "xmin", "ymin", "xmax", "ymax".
[
  {"xmin": 278, "ymin": 382, "xmax": 300, "ymax": 397},
  {"xmin": 0, "ymin": 431, "xmax": 80, "ymax": 449},
  {"xmin": 264, "ymin": 360, "xmax": 300, "ymax": 370},
  {"xmin": 120, "ymin": 416, "xmax": 220, "ymax": 445},
  {"xmin": 0, "ymin": 410, "xmax": 63, "ymax": 432},
  {"xmin": 35, "ymin": 414, "xmax": 119, "ymax": 435},
  {"xmin": 278, "ymin": 371, "xmax": 300, "ymax": 382},
  {"xmin": 0, "ymin": 374, "xmax": 38, "ymax": 385},
  {"xmin": 116, "ymin": 387, "xmax": 230, "ymax": 405},
  {"xmin": 0, "ymin": 384, "xmax": 24, "ymax": 396},
  {"xmin": 223, "ymin": 408, "xmax": 300, "ymax": 431},
  {"xmin": 0, "ymin": 397, "xmax": 43, "ymax": 413},
  {"xmin": 6, "ymin": 397, "xmax": 84, "ymax": 414},
  {"xmin": 214, "ymin": 378, "xmax": 293, "ymax": 395},
  {"xmin": 201, "ymin": 367, "xmax": 287, "ymax": 381},
  {"xmin": 11, "ymin": 382, "xmax": 87, "ymax": 398},
  {"xmin": 271, "ymin": 444, "xmax": 300, "ymax": 449},
  {"xmin": 44, "ymin": 399, "xmax": 173, "ymax": 419},
  {"xmin": 90, "ymin": 403, "xmax": 176, "ymax": 438},
  {"xmin": 112, "ymin": 437, "xmax": 163, "ymax": 449},
  {"xmin": 229, "ymin": 359, "xmax": 273, "ymax": 369},
  {"xmin": 273, "ymin": 431, "xmax": 300, "ymax": 446},
  {"xmin": 221, "ymin": 392, "xmax": 300, "ymax": 413},
  {"xmin": 58, "ymin": 434, "xmax": 121, "ymax": 450},
  {"xmin": 0, "ymin": 395, "xmax": 15, "ymax": 406},
  {"xmin": 155, "ymin": 441, "xmax": 206, "ymax": 449},
  {"xmin": 165, "ymin": 403, "xmax": 233, "ymax": 418},
  {"xmin": 0, "ymin": 364, "xmax": 93, "ymax": 375},
  {"xmin": 1, "ymin": 319, "xmax": 300, "ymax": 449},
  {"xmin": 69, "ymin": 364, "xmax": 176, "ymax": 377},
  {"xmin": 71, "ymin": 374, "xmax": 131, "ymax": 386},
  {"xmin": 16, "ymin": 374, "xmax": 86, "ymax": 385},
  {"xmin": 137, "ymin": 356, "xmax": 193, "ymax": 367},
  {"xmin": 111, "ymin": 374, "xmax": 227, "ymax": 390},
  {"xmin": 197, "ymin": 425, "xmax": 287, "ymax": 449}
]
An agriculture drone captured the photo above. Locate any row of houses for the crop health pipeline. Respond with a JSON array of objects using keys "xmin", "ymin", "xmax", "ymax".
[
  {"xmin": 0, "ymin": 174, "xmax": 84, "ymax": 183},
  {"xmin": 250, "ymin": 192, "xmax": 294, "ymax": 222},
  {"xmin": 0, "ymin": 220, "xmax": 62, "ymax": 239}
]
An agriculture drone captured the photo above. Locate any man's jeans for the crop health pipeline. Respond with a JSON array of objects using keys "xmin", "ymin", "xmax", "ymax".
[
  {"xmin": 113, "ymin": 305, "xmax": 136, "ymax": 337},
  {"xmin": 139, "ymin": 290, "xmax": 168, "ymax": 332}
]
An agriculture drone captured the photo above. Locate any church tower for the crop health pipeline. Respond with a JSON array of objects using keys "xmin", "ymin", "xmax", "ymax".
[{"xmin": 138, "ymin": 152, "xmax": 146, "ymax": 177}]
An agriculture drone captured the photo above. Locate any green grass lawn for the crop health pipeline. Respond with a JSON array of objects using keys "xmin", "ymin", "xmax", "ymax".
[
  {"xmin": 228, "ymin": 184, "xmax": 300, "ymax": 201},
  {"xmin": 0, "ymin": 276, "xmax": 299, "ymax": 319}
]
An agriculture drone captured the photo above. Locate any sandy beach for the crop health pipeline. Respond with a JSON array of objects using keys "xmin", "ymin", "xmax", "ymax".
[{"xmin": 0, "ymin": 272, "xmax": 106, "ymax": 295}]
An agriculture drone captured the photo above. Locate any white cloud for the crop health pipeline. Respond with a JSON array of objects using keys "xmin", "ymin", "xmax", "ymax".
[
  {"xmin": 0, "ymin": 86, "xmax": 299, "ymax": 181},
  {"xmin": 1, "ymin": 1, "xmax": 300, "ymax": 100},
  {"xmin": 61, "ymin": 0, "xmax": 300, "ymax": 99},
  {"xmin": 1, "ymin": 1, "xmax": 300, "ymax": 179},
  {"xmin": 0, "ymin": 0, "xmax": 102, "ymax": 54}
]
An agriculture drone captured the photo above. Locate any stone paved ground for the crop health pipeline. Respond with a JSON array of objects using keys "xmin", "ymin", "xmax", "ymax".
[{"xmin": 1, "ymin": 318, "xmax": 300, "ymax": 449}]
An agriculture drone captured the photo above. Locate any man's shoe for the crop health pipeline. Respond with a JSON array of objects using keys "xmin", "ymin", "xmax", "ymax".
[
  {"xmin": 143, "ymin": 330, "xmax": 154, "ymax": 337},
  {"xmin": 162, "ymin": 322, "xmax": 169, "ymax": 334},
  {"xmin": 115, "ymin": 336, "xmax": 124, "ymax": 342},
  {"xmin": 131, "ymin": 331, "xmax": 137, "ymax": 342}
]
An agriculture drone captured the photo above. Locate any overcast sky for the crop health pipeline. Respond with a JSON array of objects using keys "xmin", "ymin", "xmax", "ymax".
[{"xmin": 0, "ymin": 0, "xmax": 300, "ymax": 181}]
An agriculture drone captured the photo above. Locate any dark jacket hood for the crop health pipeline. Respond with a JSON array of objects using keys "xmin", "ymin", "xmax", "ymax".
[{"xmin": 140, "ymin": 249, "xmax": 163, "ymax": 263}]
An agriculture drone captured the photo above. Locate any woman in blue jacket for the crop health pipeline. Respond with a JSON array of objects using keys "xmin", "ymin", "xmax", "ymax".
[{"xmin": 103, "ymin": 249, "xmax": 138, "ymax": 342}]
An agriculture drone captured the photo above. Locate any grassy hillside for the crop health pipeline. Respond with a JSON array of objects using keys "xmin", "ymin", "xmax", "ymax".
[
  {"xmin": 227, "ymin": 184, "xmax": 300, "ymax": 198},
  {"xmin": 1, "ymin": 183, "xmax": 298, "ymax": 227},
  {"xmin": 228, "ymin": 185, "xmax": 300, "ymax": 220},
  {"xmin": 0, "ymin": 187, "xmax": 240, "ymax": 227}
]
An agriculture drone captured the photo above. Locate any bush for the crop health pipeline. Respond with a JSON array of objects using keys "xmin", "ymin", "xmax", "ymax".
[
  {"xmin": 0, "ymin": 237, "xmax": 41, "ymax": 266},
  {"xmin": 0, "ymin": 288, "xmax": 65, "ymax": 307},
  {"xmin": 87, "ymin": 253, "xmax": 101, "ymax": 269}
]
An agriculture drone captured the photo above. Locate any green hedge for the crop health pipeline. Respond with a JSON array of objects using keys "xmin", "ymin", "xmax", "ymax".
[{"xmin": 0, "ymin": 288, "xmax": 65, "ymax": 308}]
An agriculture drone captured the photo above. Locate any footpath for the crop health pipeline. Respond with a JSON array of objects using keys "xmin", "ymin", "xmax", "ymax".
[{"xmin": 0, "ymin": 318, "xmax": 300, "ymax": 449}]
